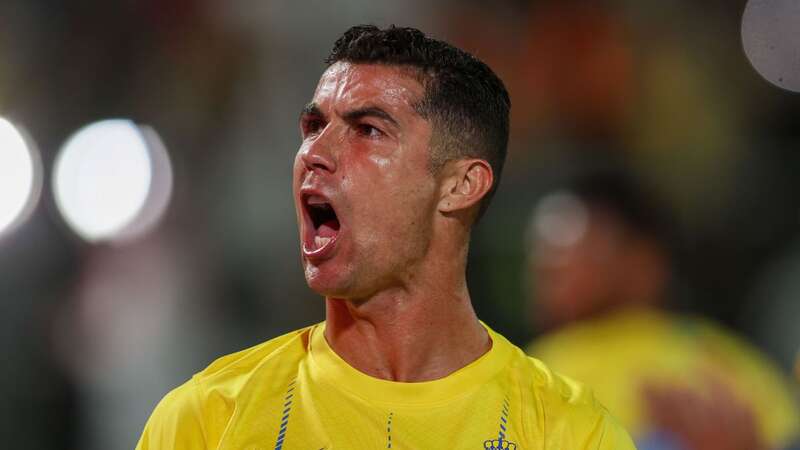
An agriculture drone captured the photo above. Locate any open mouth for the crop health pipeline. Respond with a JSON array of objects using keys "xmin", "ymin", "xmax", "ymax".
[{"xmin": 303, "ymin": 194, "xmax": 341, "ymax": 256}]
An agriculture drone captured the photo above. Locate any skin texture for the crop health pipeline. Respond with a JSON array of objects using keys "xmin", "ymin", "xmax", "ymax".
[{"xmin": 293, "ymin": 62, "xmax": 493, "ymax": 382}]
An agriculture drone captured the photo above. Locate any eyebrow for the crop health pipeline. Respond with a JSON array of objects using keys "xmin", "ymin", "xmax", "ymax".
[
  {"xmin": 341, "ymin": 106, "xmax": 399, "ymax": 128},
  {"xmin": 300, "ymin": 102, "xmax": 324, "ymax": 121},
  {"xmin": 299, "ymin": 102, "xmax": 401, "ymax": 129}
]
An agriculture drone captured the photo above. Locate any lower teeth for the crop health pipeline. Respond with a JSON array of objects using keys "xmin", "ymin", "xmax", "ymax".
[{"xmin": 314, "ymin": 235, "xmax": 331, "ymax": 248}]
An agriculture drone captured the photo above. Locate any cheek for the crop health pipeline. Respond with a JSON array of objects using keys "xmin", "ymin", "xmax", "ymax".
[
  {"xmin": 364, "ymin": 171, "xmax": 433, "ymax": 225},
  {"xmin": 341, "ymin": 143, "xmax": 435, "ymax": 224}
]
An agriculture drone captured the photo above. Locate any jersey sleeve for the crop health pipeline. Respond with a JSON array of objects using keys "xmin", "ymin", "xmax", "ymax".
[
  {"xmin": 528, "ymin": 359, "xmax": 638, "ymax": 450},
  {"xmin": 135, "ymin": 377, "xmax": 208, "ymax": 450},
  {"xmin": 544, "ymin": 398, "xmax": 637, "ymax": 450},
  {"xmin": 586, "ymin": 408, "xmax": 637, "ymax": 450}
]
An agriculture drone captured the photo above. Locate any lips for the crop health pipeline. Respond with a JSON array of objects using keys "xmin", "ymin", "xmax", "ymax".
[{"xmin": 300, "ymin": 191, "xmax": 341, "ymax": 261}]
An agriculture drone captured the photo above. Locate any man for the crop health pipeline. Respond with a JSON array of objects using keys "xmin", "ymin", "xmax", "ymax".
[
  {"xmin": 136, "ymin": 25, "xmax": 634, "ymax": 449},
  {"xmin": 525, "ymin": 170, "xmax": 800, "ymax": 450}
]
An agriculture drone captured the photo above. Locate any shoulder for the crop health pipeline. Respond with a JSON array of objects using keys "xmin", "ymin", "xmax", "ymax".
[
  {"xmin": 526, "ymin": 309, "xmax": 675, "ymax": 363},
  {"xmin": 525, "ymin": 355, "xmax": 607, "ymax": 418},
  {"xmin": 136, "ymin": 377, "xmax": 208, "ymax": 450},
  {"xmin": 486, "ymin": 326, "xmax": 634, "ymax": 448},
  {"xmin": 195, "ymin": 324, "xmax": 315, "ymax": 388},
  {"xmin": 136, "ymin": 324, "xmax": 318, "ymax": 450},
  {"xmin": 511, "ymin": 352, "xmax": 636, "ymax": 449}
]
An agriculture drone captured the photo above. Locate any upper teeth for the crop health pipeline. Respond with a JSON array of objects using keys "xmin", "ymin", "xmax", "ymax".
[{"xmin": 307, "ymin": 195, "xmax": 329, "ymax": 207}]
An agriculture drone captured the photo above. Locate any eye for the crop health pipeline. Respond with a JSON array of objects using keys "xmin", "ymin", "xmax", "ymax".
[
  {"xmin": 301, "ymin": 117, "xmax": 325, "ymax": 138},
  {"xmin": 356, "ymin": 123, "xmax": 384, "ymax": 138}
]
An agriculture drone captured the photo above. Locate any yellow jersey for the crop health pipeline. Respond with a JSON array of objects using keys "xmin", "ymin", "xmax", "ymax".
[
  {"xmin": 137, "ymin": 322, "xmax": 635, "ymax": 449},
  {"xmin": 527, "ymin": 308, "xmax": 800, "ymax": 448}
]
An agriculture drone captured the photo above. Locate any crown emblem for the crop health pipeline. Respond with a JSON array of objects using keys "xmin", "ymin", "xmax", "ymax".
[{"xmin": 484, "ymin": 438, "xmax": 517, "ymax": 450}]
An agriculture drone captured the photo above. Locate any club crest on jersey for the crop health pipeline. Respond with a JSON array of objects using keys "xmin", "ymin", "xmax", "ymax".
[{"xmin": 484, "ymin": 438, "xmax": 518, "ymax": 449}]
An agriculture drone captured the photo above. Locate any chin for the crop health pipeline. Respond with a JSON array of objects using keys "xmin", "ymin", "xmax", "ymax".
[{"xmin": 303, "ymin": 263, "xmax": 352, "ymax": 298}]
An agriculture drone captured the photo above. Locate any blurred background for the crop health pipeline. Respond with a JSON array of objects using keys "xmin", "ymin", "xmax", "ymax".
[{"xmin": 0, "ymin": 0, "xmax": 798, "ymax": 449}]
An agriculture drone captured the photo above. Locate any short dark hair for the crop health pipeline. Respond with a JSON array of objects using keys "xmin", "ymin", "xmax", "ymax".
[
  {"xmin": 325, "ymin": 25, "xmax": 511, "ymax": 221},
  {"xmin": 564, "ymin": 170, "xmax": 676, "ymax": 254}
]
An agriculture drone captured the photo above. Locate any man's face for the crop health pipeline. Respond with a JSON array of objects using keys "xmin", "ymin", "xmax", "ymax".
[
  {"xmin": 528, "ymin": 201, "xmax": 626, "ymax": 327},
  {"xmin": 293, "ymin": 62, "xmax": 439, "ymax": 299}
]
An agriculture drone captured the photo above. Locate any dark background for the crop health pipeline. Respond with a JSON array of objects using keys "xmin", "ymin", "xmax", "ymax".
[{"xmin": 1, "ymin": 1, "xmax": 798, "ymax": 448}]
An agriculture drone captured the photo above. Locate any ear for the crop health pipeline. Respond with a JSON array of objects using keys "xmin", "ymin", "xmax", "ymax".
[{"xmin": 438, "ymin": 159, "xmax": 494, "ymax": 215}]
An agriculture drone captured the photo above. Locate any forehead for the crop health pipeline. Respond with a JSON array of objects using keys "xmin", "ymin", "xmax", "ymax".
[{"xmin": 312, "ymin": 62, "xmax": 425, "ymax": 113}]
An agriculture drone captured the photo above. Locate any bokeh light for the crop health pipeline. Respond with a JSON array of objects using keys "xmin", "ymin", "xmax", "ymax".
[
  {"xmin": 530, "ymin": 192, "xmax": 589, "ymax": 248},
  {"xmin": 0, "ymin": 117, "xmax": 42, "ymax": 239},
  {"xmin": 53, "ymin": 119, "xmax": 173, "ymax": 244},
  {"xmin": 742, "ymin": 0, "xmax": 800, "ymax": 92},
  {"xmin": 114, "ymin": 125, "xmax": 174, "ymax": 242}
]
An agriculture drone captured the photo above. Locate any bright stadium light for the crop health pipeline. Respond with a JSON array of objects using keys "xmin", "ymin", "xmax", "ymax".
[
  {"xmin": 114, "ymin": 125, "xmax": 174, "ymax": 242},
  {"xmin": 532, "ymin": 192, "xmax": 589, "ymax": 248},
  {"xmin": 742, "ymin": 0, "xmax": 800, "ymax": 92},
  {"xmin": 0, "ymin": 117, "xmax": 42, "ymax": 239},
  {"xmin": 53, "ymin": 119, "xmax": 173, "ymax": 244}
]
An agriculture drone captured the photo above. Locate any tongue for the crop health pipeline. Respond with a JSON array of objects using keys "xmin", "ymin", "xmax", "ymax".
[{"xmin": 317, "ymin": 220, "xmax": 339, "ymax": 238}]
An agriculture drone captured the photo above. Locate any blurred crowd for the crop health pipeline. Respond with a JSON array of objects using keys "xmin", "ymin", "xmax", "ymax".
[
  {"xmin": 0, "ymin": 0, "xmax": 798, "ymax": 449},
  {"xmin": 525, "ymin": 170, "xmax": 798, "ymax": 449}
]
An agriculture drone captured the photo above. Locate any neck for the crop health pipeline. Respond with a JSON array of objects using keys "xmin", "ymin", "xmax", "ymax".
[{"xmin": 323, "ymin": 234, "xmax": 490, "ymax": 382}]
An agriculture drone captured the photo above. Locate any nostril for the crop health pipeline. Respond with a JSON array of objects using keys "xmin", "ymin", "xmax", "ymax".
[
  {"xmin": 302, "ymin": 150, "xmax": 335, "ymax": 173},
  {"xmin": 311, "ymin": 162, "xmax": 328, "ymax": 171}
]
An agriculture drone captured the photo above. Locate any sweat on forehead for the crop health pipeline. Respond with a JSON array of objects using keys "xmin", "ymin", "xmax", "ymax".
[{"xmin": 310, "ymin": 62, "xmax": 426, "ymax": 115}]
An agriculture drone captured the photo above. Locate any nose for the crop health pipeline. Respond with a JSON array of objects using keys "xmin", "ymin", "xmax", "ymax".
[{"xmin": 300, "ymin": 133, "xmax": 337, "ymax": 174}]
